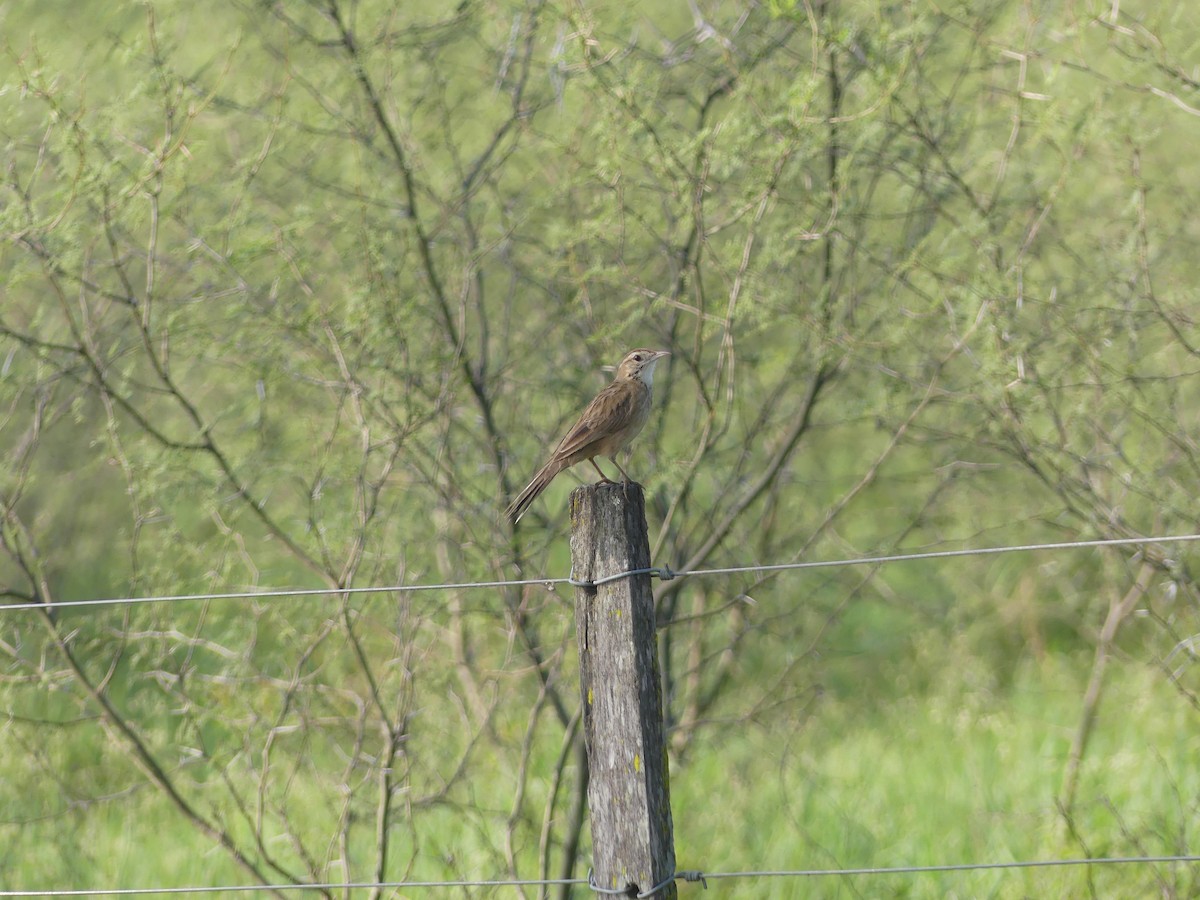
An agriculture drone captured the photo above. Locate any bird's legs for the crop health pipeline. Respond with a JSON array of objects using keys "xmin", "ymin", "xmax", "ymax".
[
  {"xmin": 588, "ymin": 458, "xmax": 617, "ymax": 485},
  {"xmin": 590, "ymin": 458, "xmax": 638, "ymax": 487},
  {"xmin": 609, "ymin": 456, "xmax": 633, "ymax": 485}
]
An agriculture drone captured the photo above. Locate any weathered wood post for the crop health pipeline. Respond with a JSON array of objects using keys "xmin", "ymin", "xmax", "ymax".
[{"xmin": 570, "ymin": 482, "xmax": 677, "ymax": 899}]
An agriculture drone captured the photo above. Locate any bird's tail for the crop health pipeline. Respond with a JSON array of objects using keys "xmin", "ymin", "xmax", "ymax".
[{"xmin": 505, "ymin": 460, "xmax": 564, "ymax": 523}]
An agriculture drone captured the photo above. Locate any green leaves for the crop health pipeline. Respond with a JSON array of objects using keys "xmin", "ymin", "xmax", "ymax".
[{"xmin": 3, "ymin": 1, "xmax": 1200, "ymax": 892}]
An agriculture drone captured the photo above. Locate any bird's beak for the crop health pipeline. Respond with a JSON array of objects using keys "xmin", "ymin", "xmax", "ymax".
[{"xmin": 655, "ymin": 350, "xmax": 671, "ymax": 360}]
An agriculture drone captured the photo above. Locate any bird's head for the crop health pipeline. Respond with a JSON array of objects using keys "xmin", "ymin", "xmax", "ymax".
[{"xmin": 616, "ymin": 348, "xmax": 670, "ymax": 386}]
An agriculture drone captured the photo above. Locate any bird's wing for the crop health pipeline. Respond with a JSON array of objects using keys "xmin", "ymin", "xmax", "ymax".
[{"xmin": 550, "ymin": 381, "xmax": 637, "ymax": 463}]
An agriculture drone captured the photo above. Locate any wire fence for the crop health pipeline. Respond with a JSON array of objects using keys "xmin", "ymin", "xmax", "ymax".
[
  {"xmin": 5, "ymin": 856, "xmax": 1200, "ymax": 897},
  {"xmin": 3, "ymin": 532, "xmax": 1196, "ymax": 613},
  {"xmin": 5, "ymin": 531, "xmax": 1199, "ymax": 896}
]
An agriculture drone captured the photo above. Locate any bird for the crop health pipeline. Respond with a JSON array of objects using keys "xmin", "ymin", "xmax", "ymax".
[{"xmin": 505, "ymin": 348, "xmax": 670, "ymax": 523}]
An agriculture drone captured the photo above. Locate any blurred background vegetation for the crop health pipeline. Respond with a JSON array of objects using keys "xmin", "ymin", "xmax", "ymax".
[{"xmin": 2, "ymin": 0, "xmax": 1199, "ymax": 896}]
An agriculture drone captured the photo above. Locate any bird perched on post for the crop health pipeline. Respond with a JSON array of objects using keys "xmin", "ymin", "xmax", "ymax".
[{"xmin": 505, "ymin": 348, "xmax": 670, "ymax": 524}]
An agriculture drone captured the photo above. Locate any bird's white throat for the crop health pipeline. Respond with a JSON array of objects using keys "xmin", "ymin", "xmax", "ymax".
[{"xmin": 641, "ymin": 361, "xmax": 659, "ymax": 387}]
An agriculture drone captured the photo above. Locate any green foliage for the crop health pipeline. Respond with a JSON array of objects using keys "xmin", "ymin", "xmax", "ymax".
[{"xmin": 2, "ymin": 0, "xmax": 1199, "ymax": 894}]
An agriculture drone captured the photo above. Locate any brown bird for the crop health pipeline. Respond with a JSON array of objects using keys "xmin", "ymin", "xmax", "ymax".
[{"xmin": 505, "ymin": 348, "xmax": 670, "ymax": 523}]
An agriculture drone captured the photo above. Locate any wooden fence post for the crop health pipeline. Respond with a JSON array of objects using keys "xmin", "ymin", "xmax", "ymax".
[{"xmin": 570, "ymin": 482, "xmax": 677, "ymax": 899}]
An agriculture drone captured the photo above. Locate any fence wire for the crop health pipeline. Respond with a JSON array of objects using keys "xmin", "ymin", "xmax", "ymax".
[
  {"xmin": 4, "ymin": 855, "xmax": 1199, "ymax": 897},
  {"xmin": 3, "ymin": 533, "xmax": 1197, "ymax": 613},
  {"xmin": 5, "ymin": 535, "xmax": 1199, "ymax": 897}
]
